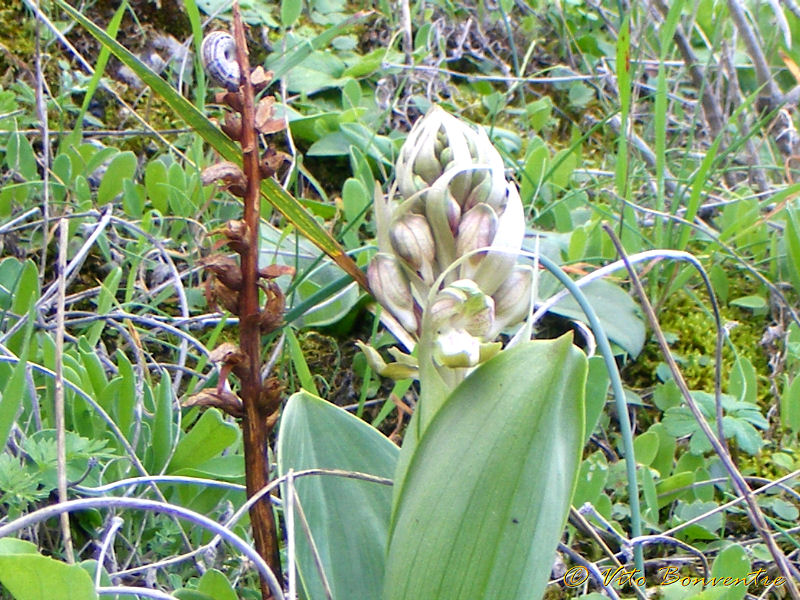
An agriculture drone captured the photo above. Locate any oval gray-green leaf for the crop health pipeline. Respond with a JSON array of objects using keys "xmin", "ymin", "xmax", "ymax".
[
  {"xmin": 278, "ymin": 390, "xmax": 398, "ymax": 600},
  {"xmin": 385, "ymin": 334, "xmax": 586, "ymax": 600}
]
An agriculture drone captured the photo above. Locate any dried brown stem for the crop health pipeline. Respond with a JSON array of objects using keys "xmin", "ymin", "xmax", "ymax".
[{"xmin": 231, "ymin": 4, "xmax": 282, "ymax": 598}]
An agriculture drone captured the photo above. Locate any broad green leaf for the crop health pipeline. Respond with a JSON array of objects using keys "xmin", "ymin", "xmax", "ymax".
[
  {"xmin": 709, "ymin": 263, "xmax": 729, "ymax": 305},
  {"xmin": 633, "ymin": 431, "xmax": 659, "ymax": 467},
  {"xmin": 261, "ymin": 224, "xmax": 361, "ymax": 328},
  {"xmin": 676, "ymin": 543, "xmax": 751, "ymax": 600},
  {"xmin": 78, "ymin": 338, "xmax": 108, "ymax": 398},
  {"xmin": 267, "ymin": 12, "xmax": 370, "ymax": 81},
  {"xmin": 710, "ymin": 544, "xmax": 750, "ymax": 600},
  {"xmin": 151, "ymin": 375, "xmax": 175, "ymax": 473},
  {"xmin": 729, "ymin": 357, "xmax": 757, "ymax": 405},
  {"xmin": 385, "ymin": 335, "xmax": 586, "ymax": 600},
  {"xmin": 341, "ymin": 47, "xmax": 386, "ymax": 78},
  {"xmin": 197, "ymin": 569, "xmax": 238, "ymax": 600},
  {"xmin": 781, "ymin": 375, "xmax": 800, "ymax": 433},
  {"xmin": 0, "ymin": 552, "xmax": 98, "ymax": 600},
  {"xmin": 0, "ymin": 539, "xmax": 37, "ymax": 555},
  {"xmin": 729, "ymin": 295, "xmax": 767, "ymax": 310},
  {"xmin": 520, "ymin": 138, "xmax": 549, "ymax": 205},
  {"xmin": 572, "ymin": 452, "xmax": 608, "ymax": 507},
  {"xmin": 548, "ymin": 279, "xmax": 645, "ymax": 357},
  {"xmin": 145, "ymin": 160, "xmax": 169, "ymax": 214},
  {"xmin": 174, "ymin": 591, "xmax": 216, "ymax": 600},
  {"xmin": 307, "ymin": 131, "xmax": 355, "ymax": 156},
  {"xmin": 97, "ymin": 151, "xmax": 137, "ymax": 205},
  {"xmin": 525, "ymin": 97, "xmax": 552, "ymax": 132},
  {"xmin": 642, "ymin": 465, "xmax": 659, "ymax": 523},
  {"xmin": 281, "ymin": 0, "xmax": 303, "ymax": 26},
  {"xmin": 676, "ymin": 499, "xmax": 722, "ymax": 540},
  {"xmin": 648, "ymin": 423, "xmax": 676, "ymax": 478},
  {"xmin": 167, "ymin": 408, "xmax": 237, "ymax": 473},
  {"xmin": 583, "ymin": 356, "xmax": 609, "ymax": 444},
  {"xmin": 283, "ymin": 50, "xmax": 345, "ymax": 95},
  {"xmin": 656, "ymin": 471, "xmax": 694, "ymax": 508},
  {"xmin": 10, "ymin": 259, "xmax": 39, "ymax": 316},
  {"xmin": 0, "ymin": 306, "xmax": 35, "ymax": 446},
  {"xmin": 277, "ymin": 390, "xmax": 398, "ymax": 600},
  {"xmin": 169, "ymin": 454, "xmax": 244, "ymax": 480}
]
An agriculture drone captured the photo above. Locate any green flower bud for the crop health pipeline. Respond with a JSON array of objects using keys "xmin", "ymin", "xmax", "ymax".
[
  {"xmin": 429, "ymin": 279, "xmax": 495, "ymax": 339},
  {"xmin": 367, "ymin": 253, "xmax": 418, "ymax": 333},
  {"xmin": 389, "ymin": 213, "xmax": 436, "ymax": 284}
]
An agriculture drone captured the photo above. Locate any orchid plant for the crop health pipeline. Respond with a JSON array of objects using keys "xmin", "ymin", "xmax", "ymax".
[{"xmin": 279, "ymin": 106, "xmax": 588, "ymax": 600}]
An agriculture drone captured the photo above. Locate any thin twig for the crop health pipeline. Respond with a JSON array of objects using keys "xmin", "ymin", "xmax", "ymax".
[
  {"xmin": 727, "ymin": 0, "xmax": 781, "ymax": 104},
  {"xmin": 34, "ymin": 0, "xmax": 49, "ymax": 277},
  {"xmin": 55, "ymin": 216, "xmax": 74, "ymax": 563},
  {"xmin": 94, "ymin": 516, "xmax": 124, "ymax": 587}
]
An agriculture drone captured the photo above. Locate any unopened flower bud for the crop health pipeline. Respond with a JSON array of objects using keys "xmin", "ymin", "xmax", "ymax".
[
  {"xmin": 469, "ymin": 184, "xmax": 525, "ymax": 295},
  {"xmin": 456, "ymin": 203, "xmax": 498, "ymax": 268},
  {"xmin": 367, "ymin": 253, "xmax": 418, "ymax": 333},
  {"xmin": 446, "ymin": 197, "xmax": 461, "ymax": 235},
  {"xmin": 389, "ymin": 213, "xmax": 436, "ymax": 284},
  {"xmin": 488, "ymin": 265, "xmax": 534, "ymax": 338}
]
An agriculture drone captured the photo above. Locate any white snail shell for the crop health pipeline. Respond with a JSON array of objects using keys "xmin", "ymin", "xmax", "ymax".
[{"xmin": 201, "ymin": 31, "xmax": 241, "ymax": 91}]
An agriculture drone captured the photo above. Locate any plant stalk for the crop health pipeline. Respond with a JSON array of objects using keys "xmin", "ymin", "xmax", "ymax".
[{"xmin": 231, "ymin": 4, "xmax": 282, "ymax": 598}]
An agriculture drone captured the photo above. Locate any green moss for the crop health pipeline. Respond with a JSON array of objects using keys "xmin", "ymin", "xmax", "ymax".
[
  {"xmin": 625, "ymin": 283, "xmax": 770, "ymax": 404},
  {"xmin": 0, "ymin": 2, "xmax": 35, "ymax": 82}
]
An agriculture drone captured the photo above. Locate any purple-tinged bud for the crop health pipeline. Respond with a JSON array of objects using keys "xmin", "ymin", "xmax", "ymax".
[
  {"xmin": 456, "ymin": 203, "xmax": 498, "ymax": 265},
  {"xmin": 446, "ymin": 197, "xmax": 461, "ymax": 235},
  {"xmin": 367, "ymin": 253, "xmax": 418, "ymax": 333},
  {"xmin": 469, "ymin": 184, "xmax": 525, "ymax": 295},
  {"xmin": 389, "ymin": 213, "xmax": 436, "ymax": 284},
  {"xmin": 488, "ymin": 265, "xmax": 534, "ymax": 338}
]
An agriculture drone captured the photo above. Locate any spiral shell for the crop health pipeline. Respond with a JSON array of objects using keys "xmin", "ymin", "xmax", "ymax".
[{"xmin": 201, "ymin": 31, "xmax": 240, "ymax": 91}]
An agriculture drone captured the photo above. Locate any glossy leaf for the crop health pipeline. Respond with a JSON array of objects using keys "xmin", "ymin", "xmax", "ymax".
[
  {"xmin": 385, "ymin": 335, "xmax": 586, "ymax": 600},
  {"xmin": 277, "ymin": 390, "xmax": 398, "ymax": 600}
]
